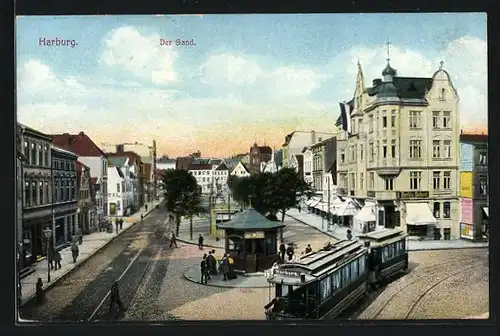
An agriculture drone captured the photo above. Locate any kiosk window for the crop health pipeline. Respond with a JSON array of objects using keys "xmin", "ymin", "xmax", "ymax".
[
  {"xmin": 320, "ymin": 276, "xmax": 332, "ymax": 301},
  {"xmin": 266, "ymin": 237, "xmax": 276, "ymax": 254},
  {"xmin": 244, "ymin": 239, "xmax": 253, "ymax": 253},
  {"xmin": 331, "ymin": 271, "xmax": 341, "ymax": 291}
]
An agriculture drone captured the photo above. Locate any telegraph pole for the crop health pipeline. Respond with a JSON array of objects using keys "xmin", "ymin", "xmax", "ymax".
[
  {"xmin": 152, "ymin": 140, "xmax": 157, "ymax": 200},
  {"xmin": 228, "ymin": 189, "xmax": 231, "ymax": 221},
  {"xmin": 327, "ymin": 175, "xmax": 331, "ymax": 231}
]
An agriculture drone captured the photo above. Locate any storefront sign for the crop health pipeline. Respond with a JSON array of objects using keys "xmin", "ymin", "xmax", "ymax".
[
  {"xmin": 460, "ymin": 172, "xmax": 473, "ymax": 198},
  {"xmin": 396, "ymin": 191, "xmax": 429, "ymax": 199},
  {"xmin": 460, "ymin": 222, "xmax": 474, "ymax": 240},
  {"xmin": 244, "ymin": 231, "xmax": 265, "ymax": 239},
  {"xmin": 460, "ymin": 143, "xmax": 474, "ymax": 172},
  {"xmin": 460, "ymin": 198, "xmax": 473, "ymax": 224},
  {"xmin": 367, "ymin": 191, "xmax": 376, "ymax": 198}
]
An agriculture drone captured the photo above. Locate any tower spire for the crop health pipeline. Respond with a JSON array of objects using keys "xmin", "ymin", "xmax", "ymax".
[{"xmin": 385, "ymin": 39, "xmax": 392, "ymax": 65}]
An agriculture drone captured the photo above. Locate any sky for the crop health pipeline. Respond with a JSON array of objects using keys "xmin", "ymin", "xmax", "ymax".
[{"xmin": 16, "ymin": 13, "xmax": 487, "ymax": 158}]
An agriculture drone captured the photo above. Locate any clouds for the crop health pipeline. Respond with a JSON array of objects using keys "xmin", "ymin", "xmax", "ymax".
[
  {"xmin": 100, "ymin": 26, "xmax": 178, "ymax": 84},
  {"xmin": 16, "ymin": 24, "xmax": 488, "ymax": 156}
]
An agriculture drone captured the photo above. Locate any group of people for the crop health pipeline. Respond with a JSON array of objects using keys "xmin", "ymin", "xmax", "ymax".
[
  {"xmin": 200, "ymin": 250, "xmax": 234, "ymax": 284},
  {"xmin": 278, "ymin": 242, "xmax": 296, "ymax": 261}
]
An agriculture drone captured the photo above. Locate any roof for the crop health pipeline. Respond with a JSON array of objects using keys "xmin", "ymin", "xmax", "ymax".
[
  {"xmin": 91, "ymin": 177, "xmax": 98, "ymax": 185},
  {"xmin": 217, "ymin": 207, "xmax": 285, "ymax": 230},
  {"xmin": 224, "ymin": 158, "xmax": 240, "ymax": 171},
  {"xmin": 258, "ymin": 146, "xmax": 272, "ymax": 155},
  {"xmin": 107, "ymin": 151, "xmax": 143, "ymax": 166},
  {"xmin": 176, "ymin": 156, "xmax": 193, "ymax": 170},
  {"xmin": 209, "ymin": 159, "xmax": 223, "ymax": 165},
  {"xmin": 18, "ymin": 123, "xmax": 52, "ymax": 141},
  {"xmin": 282, "ymin": 131, "xmax": 295, "ymax": 147},
  {"xmin": 232, "ymin": 161, "xmax": 250, "ymax": 174},
  {"xmin": 188, "ymin": 163, "xmax": 213, "ymax": 170},
  {"xmin": 51, "ymin": 132, "xmax": 105, "ymax": 157},
  {"xmin": 367, "ymin": 76, "xmax": 433, "ymax": 99},
  {"xmin": 216, "ymin": 162, "xmax": 229, "ymax": 170},
  {"xmin": 116, "ymin": 166, "xmax": 124, "ymax": 178},
  {"xmin": 460, "ymin": 134, "xmax": 488, "ymax": 143},
  {"xmin": 108, "ymin": 157, "xmax": 127, "ymax": 167},
  {"xmin": 51, "ymin": 145, "xmax": 78, "ymax": 158},
  {"xmin": 157, "ymin": 157, "xmax": 176, "ymax": 164},
  {"xmin": 130, "ymin": 171, "xmax": 136, "ymax": 179}
]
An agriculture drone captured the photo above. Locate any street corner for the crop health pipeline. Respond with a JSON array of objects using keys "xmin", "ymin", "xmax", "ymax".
[{"xmin": 182, "ymin": 265, "xmax": 270, "ymax": 288}]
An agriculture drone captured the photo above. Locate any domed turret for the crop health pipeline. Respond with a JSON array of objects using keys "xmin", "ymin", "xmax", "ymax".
[{"xmin": 382, "ymin": 63, "xmax": 397, "ymax": 77}]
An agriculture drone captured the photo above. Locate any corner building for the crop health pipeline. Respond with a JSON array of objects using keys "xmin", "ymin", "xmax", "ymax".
[{"xmin": 336, "ymin": 60, "xmax": 460, "ymax": 239}]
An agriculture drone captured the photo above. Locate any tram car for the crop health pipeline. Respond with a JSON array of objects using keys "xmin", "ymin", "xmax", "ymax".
[{"xmin": 264, "ymin": 228, "xmax": 408, "ymax": 320}]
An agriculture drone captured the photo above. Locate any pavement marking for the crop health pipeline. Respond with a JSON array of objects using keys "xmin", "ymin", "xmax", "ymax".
[{"xmin": 87, "ymin": 248, "xmax": 144, "ymax": 321}]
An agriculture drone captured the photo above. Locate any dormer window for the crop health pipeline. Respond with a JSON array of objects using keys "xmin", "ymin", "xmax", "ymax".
[{"xmin": 440, "ymin": 88, "xmax": 446, "ymax": 101}]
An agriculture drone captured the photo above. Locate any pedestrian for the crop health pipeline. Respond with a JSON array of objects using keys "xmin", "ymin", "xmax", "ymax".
[
  {"xmin": 71, "ymin": 242, "xmax": 79, "ymax": 263},
  {"xmin": 169, "ymin": 230, "xmax": 178, "ymax": 248},
  {"xmin": 119, "ymin": 218, "xmax": 123, "ymax": 230},
  {"xmin": 53, "ymin": 249, "xmax": 62, "ymax": 270},
  {"xmin": 145, "ymin": 204, "xmax": 148, "ymax": 212},
  {"xmin": 347, "ymin": 229, "xmax": 353, "ymax": 240},
  {"xmin": 208, "ymin": 250, "xmax": 218, "ymax": 275},
  {"xmin": 115, "ymin": 219, "xmax": 119, "ymax": 233},
  {"xmin": 109, "ymin": 281, "xmax": 124, "ymax": 314},
  {"xmin": 305, "ymin": 244, "xmax": 312, "ymax": 254},
  {"xmin": 35, "ymin": 277, "xmax": 44, "ymax": 304},
  {"xmin": 279, "ymin": 242, "xmax": 286, "ymax": 261},
  {"xmin": 198, "ymin": 234, "xmax": 204, "ymax": 250},
  {"xmin": 141, "ymin": 214, "xmax": 144, "ymax": 222},
  {"xmin": 286, "ymin": 244, "xmax": 294, "ymax": 261},
  {"xmin": 219, "ymin": 254, "xmax": 229, "ymax": 281},
  {"xmin": 78, "ymin": 231, "xmax": 83, "ymax": 245},
  {"xmin": 48, "ymin": 246, "xmax": 54, "ymax": 270},
  {"xmin": 200, "ymin": 254, "xmax": 208, "ymax": 284},
  {"xmin": 298, "ymin": 205, "xmax": 301, "ymax": 213}
]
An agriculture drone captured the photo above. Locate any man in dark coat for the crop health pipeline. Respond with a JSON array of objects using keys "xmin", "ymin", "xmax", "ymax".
[
  {"xmin": 198, "ymin": 234, "xmax": 204, "ymax": 250},
  {"xmin": 115, "ymin": 219, "xmax": 119, "ymax": 233},
  {"xmin": 169, "ymin": 231, "xmax": 178, "ymax": 248},
  {"xmin": 305, "ymin": 244, "xmax": 312, "ymax": 254},
  {"xmin": 286, "ymin": 244, "xmax": 294, "ymax": 261},
  {"xmin": 71, "ymin": 243, "xmax": 79, "ymax": 263},
  {"xmin": 109, "ymin": 281, "xmax": 124, "ymax": 314},
  {"xmin": 119, "ymin": 218, "xmax": 123, "ymax": 230},
  {"xmin": 35, "ymin": 277, "xmax": 44, "ymax": 304},
  {"xmin": 200, "ymin": 254, "xmax": 208, "ymax": 284},
  {"xmin": 207, "ymin": 251, "xmax": 217, "ymax": 275},
  {"xmin": 279, "ymin": 242, "xmax": 286, "ymax": 261},
  {"xmin": 53, "ymin": 249, "xmax": 62, "ymax": 270}
]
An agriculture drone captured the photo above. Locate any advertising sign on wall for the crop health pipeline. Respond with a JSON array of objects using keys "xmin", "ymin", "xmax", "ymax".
[
  {"xmin": 460, "ymin": 197, "xmax": 474, "ymax": 224},
  {"xmin": 460, "ymin": 222, "xmax": 475, "ymax": 240},
  {"xmin": 460, "ymin": 172, "xmax": 473, "ymax": 198},
  {"xmin": 460, "ymin": 143, "xmax": 474, "ymax": 172}
]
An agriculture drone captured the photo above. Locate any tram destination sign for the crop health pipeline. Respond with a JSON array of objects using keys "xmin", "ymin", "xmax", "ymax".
[
  {"xmin": 275, "ymin": 269, "xmax": 301, "ymax": 277},
  {"xmin": 396, "ymin": 191, "xmax": 429, "ymax": 199}
]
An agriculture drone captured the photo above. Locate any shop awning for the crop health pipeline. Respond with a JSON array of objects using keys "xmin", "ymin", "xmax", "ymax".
[
  {"xmin": 305, "ymin": 199, "xmax": 314, "ymax": 206},
  {"xmin": 336, "ymin": 200, "xmax": 359, "ymax": 217},
  {"xmin": 405, "ymin": 203, "xmax": 437, "ymax": 226},
  {"xmin": 329, "ymin": 199, "xmax": 344, "ymax": 214},
  {"xmin": 483, "ymin": 207, "xmax": 488, "ymax": 217},
  {"xmin": 309, "ymin": 198, "xmax": 320, "ymax": 207},
  {"xmin": 314, "ymin": 201, "xmax": 328, "ymax": 212},
  {"xmin": 354, "ymin": 205, "xmax": 376, "ymax": 222}
]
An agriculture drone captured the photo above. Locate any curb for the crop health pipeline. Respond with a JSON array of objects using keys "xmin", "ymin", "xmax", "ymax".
[
  {"xmin": 283, "ymin": 212, "xmax": 341, "ymax": 240},
  {"xmin": 176, "ymin": 238, "xmax": 223, "ymax": 250},
  {"xmin": 20, "ymin": 201, "xmax": 162, "ymax": 307},
  {"xmin": 182, "ymin": 266, "xmax": 269, "ymax": 289}
]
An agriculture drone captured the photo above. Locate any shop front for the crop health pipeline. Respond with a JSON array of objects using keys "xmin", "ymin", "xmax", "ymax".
[
  {"xmin": 23, "ymin": 208, "xmax": 52, "ymax": 264},
  {"xmin": 404, "ymin": 202, "xmax": 437, "ymax": 239}
]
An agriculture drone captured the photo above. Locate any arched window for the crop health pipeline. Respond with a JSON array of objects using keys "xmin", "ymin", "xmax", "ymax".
[
  {"xmin": 443, "ymin": 202, "xmax": 451, "ymax": 219},
  {"xmin": 433, "ymin": 202, "xmax": 440, "ymax": 218}
]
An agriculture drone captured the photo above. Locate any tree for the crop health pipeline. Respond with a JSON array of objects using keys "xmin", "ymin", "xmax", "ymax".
[
  {"xmin": 228, "ymin": 176, "xmax": 253, "ymax": 208},
  {"xmin": 273, "ymin": 168, "xmax": 314, "ymax": 223},
  {"xmin": 161, "ymin": 169, "xmax": 201, "ymax": 236}
]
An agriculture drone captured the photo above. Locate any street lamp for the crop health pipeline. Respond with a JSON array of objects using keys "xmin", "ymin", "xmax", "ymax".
[{"xmin": 43, "ymin": 227, "xmax": 53, "ymax": 283}]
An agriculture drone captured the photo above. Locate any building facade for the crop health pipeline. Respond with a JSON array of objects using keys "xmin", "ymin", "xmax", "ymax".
[
  {"xmin": 301, "ymin": 146, "xmax": 313, "ymax": 185},
  {"xmin": 289, "ymin": 154, "xmax": 304, "ymax": 177},
  {"xmin": 107, "ymin": 151, "xmax": 145, "ymax": 210},
  {"xmin": 19, "ymin": 124, "xmax": 53, "ymax": 264},
  {"xmin": 76, "ymin": 161, "xmax": 97, "ymax": 234},
  {"xmin": 230, "ymin": 161, "xmax": 250, "ymax": 178},
  {"xmin": 336, "ymin": 60, "xmax": 460, "ymax": 239},
  {"xmin": 51, "ymin": 146, "xmax": 79, "ymax": 248},
  {"xmin": 157, "ymin": 156, "xmax": 176, "ymax": 171},
  {"xmin": 282, "ymin": 130, "xmax": 337, "ymax": 168},
  {"xmin": 189, "ymin": 163, "xmax": 216, "ymax": 195},
  {"xmin": 459, "ymin": 133, "xmax": 488, "ymax": 241},
  {"xmin": 51, "ymin": 132, "xmax": 109, "ymax": 227},
  {"xmin": 107, "ymin": 159, "xmax": 134, "ymax": 217},
  {"xmin": 248, "ymin": 143, "xmax": 273, "ymax": 174}
]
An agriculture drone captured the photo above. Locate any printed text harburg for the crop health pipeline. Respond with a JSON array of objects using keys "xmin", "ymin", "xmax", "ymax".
[{"xmin": 39, "ymin": 37, "xmax": 78, "ymax": 48}]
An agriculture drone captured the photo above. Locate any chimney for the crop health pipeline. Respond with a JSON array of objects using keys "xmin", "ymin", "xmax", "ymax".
[
  {"xmin": 116, "ymin": 144, "xmax": 124, "ymax": 153},
  {"xmin": 311, "ymin": 130, "xmax": 316, "ymax": 144},
  {"xmin": 79, "ymin": 131, "xmax": 84, "ymax": 136},
  {"xmin": 63, "ymin": 132, "xmax": 70, "ymax": 136},
  {"xmin": 460, "ymin": 129, "xmax": 464, "ymax": 134}
]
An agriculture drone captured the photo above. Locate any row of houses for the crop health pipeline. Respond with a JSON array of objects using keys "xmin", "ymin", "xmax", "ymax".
[
  {"xmin": 16, "ymin": 124, "xmax": 154, "ymax": 276},
  {"xmin": 277, "ymin": 60, "xmax": 488, "ymax": 242}
]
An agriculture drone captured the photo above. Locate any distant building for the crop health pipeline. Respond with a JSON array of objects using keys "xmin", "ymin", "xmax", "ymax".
[
  {"xmin": 289, "ymin": 154, "xmax": 304, "ymax": 177},
  {"xmin": 230, "ymin": 161, "xmax": 250, "ymax": 178},
  {"xmin": 282, "ymin": 130, "xmax": 337, "ymax": 168},
  {"xmin": 176, "ymin": 156, "xmax": 194, "ymax": 170},
  {"xmin": 249, "ymin": 142, "xmax": 273, "ymax": 174},
  {"xmin": 107, "ymin": 157, "xmax": 134, "ymax": 217},
  {"xmin": 301, "ymin": 146, "xmax": 313, "ymax": 185},
  {"xmin": 157, "ymin": 156, "xmax": 176, "ymax": 171},
  {"xmin": 459, "ymin": 133, "xmax": 488, "ymax": 241},
  {"xmin": 107, "ymin": 151, "xmax": 145, "ymax": 209},
  {"xmin": 76, "ymin": 161, "xmax": 97, "ymax": 234}
]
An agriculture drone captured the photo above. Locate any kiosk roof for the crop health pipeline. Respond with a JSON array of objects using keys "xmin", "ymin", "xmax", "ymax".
[{"xmin": 217, "ymin": 207, "xmax": 285, "ymax": 230}]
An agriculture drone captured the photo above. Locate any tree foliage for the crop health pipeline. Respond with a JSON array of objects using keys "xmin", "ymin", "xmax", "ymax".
[
  {"xmin": 228, "ymin": 167, "xmax": 313, "ymax": 222},
  {"xmin": 161, "ymin": 169, "xmax": 202, "ymax": 235}
]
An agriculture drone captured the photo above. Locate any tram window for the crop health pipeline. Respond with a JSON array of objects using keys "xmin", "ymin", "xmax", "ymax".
[
  {"xmin": 320, "ymin": 276, "xmax": 332, "ymax": 301},
  {"xmin": 341, "ymin": 266, "xmax": 350, "ymax": 286},
  {"xmin": 359, "ymin": 256, "xmax": 366, "ymax": 274},
  {"xmin": 332, "ymin": 271, "xmax": 341, "ymax": 291},
  {"xmin": 351, "ymin": 258, "xmax": 359, "ymax": 278},
  {"xmin": 282, "ymin": 285, "xmax": 289, "ymax": 297},
  {"xmin": 382, "ymin": 247, "xmax": 389, "ymax": 263}
]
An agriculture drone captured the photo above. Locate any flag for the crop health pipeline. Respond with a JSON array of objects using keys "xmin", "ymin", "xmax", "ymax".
[{"xmin": 339, "ymin": 101, "xmax": 352, "ymax": 134}]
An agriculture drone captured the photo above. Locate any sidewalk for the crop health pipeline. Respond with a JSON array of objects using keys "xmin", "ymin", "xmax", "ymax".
[
  {"xmin": 19, "ymin": 198, "xmax": 163, "ymax": 306},
  {"xmin": 284, "ymin": 208, "xmax": 489, "ymax": 251},
  {"xmin": 176, "ymin": 216, "xmax": 224, "ymax": 249}
]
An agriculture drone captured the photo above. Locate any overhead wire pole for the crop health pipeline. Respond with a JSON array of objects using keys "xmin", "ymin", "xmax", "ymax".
[{"xmin": 152, "ymin": 140, "xmax": 157, "ymax": 200}]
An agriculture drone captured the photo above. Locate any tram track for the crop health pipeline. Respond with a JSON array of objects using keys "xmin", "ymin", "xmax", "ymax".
[{"xmin": 363, "ymin": 255, "xmax": 485, "ymax": 320}]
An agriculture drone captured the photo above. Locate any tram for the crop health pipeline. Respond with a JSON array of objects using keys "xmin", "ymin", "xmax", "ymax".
[{"xmin": 264, "ymin": 228, "xmax": 408, "ymax": 320}]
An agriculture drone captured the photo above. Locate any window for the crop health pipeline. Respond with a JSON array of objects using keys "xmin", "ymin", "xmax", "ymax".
[
  {"xmin": 432, "ymin": 111, "xmax": 440, "ymax": 128},
  {"xmin": 382, "ymin": 140, "xmax": 387, "ymax": 158},
  {"xmin": 369, "ymin": 142, "xmax": 374, "ymax": 161},
  {"xmin": 382, "ymin": 116, "xmax": 387, "ymax": 128},
  {"xmin": 55, "ymin": 180, "xmax": 59, "ymax": 202},
  {"xmin": 443, "ymin": 171, "xmax": 451, "ymax": 189},
  {"xmin": 117, "ymin": 200, "xmax": 121, "ymax": 211},
  {"xmin": 410, "ymin": 171, "xmax": 422, "ymax": 190},
  {"xmin": 433, "ymin": 171, "xmax": 441, "ymax": 190},
  {"xmin": 369, "ymin": 172, "xmax": 375, "ymax": 189},
  {"xmin": 443, "ymin": 112, "xmax": 451, "ymax": 128},
  {"xmin": 45, "ymin": 181, "xmax": 49, "ymax": 203},
  {"xmin": 320, "ymin": 276, "xmax": 332, "ymax": 301},
  {"xmin": 24, "ymin": 141, "xmax": 29, "ymax": 159},
  {"xmin": 359, "ymin": 256, "xmax": 366, "ymax": 274},
  {"xmin": 391, "ymin": 110, "xmax": 396, "ymax": 128},
  {"xmin": 332, "ymin": 271, "xmax": 341, "ymax": 291},
  {"xmin": 24, "ymin": 181, "xmax": 30, "ymax": 207},
  {"xmin": 38, "ymin": 144, "xmax": 43, "ymax": 166},
  {"xmin": 433, "ymin": 140, "xmax": 441, "ymax": 158},
  {"xmin": 409, "ymin": 111, "xmax": 421, "ymax": 128},
  {"xmin": 117, "ymin": 183, "xmax": 120, "ymax": 192},
  {"xmin": 360, "ymin": 173, "xmax": 364, "ymax": 189},
  {"xmin": 360, "ymin": 145, "xmax": 364, "ymax": 161},
  {"xmin": 369, "ymin": 115, "xmax": 374, "ymax": 133},
  {"xmin": 376, "ymin": 141, "xmax": 380, "ymax": 159},
  {"xmin": 443, "ymin": 202, "xmax": 451, "ymax": 219},
  {"xmin": 39, "ymin": 181, "xmax": 43, "ymax": 205},
  {"xmin": 384, "ymin": 177, "xmax": 394, "ymax": 191},
  {"xmin": 440, "ymin": 88, "xmax": 446, "ymax": 100},
  {"xmin": 341, "ymin": 266, "xmax": 350, "ymax": 287},
  {"xmin": 409, "ymin": 140, "xmax": 422, "ymax": 159},
  {"xmin": 391, "ymin": 140, "xmax": 396, "ymax": 158},
  {"xmin": 443, "ymin": 140, "xmax": 451, "ymax": 158},
  {"xmin": 479, "ymin": 152, "xmax": 487, "ymax": 165},
  {"xmin": 31, "ymin": 143, "xmax": 36, "ymax": 165},
  {"xmin": 70, "ymin": 180, "xmax": 74, "ymax": 200},
  {"xmin": 479, "ymin": 177, "xmax": 487, "ymax": 195},
  {"xmin": 31, "ymin": 181, "xmax": 37, "ymax": 206},
  {"xmin": 350, "ymin": 259, "xmax": 359, "ymax": 278},
  {"xmin": 44, "ymin": 146, "xmax": 49, "ymax": 167},
  {"xmin": 433, "ymin": 202, "xmax": 440, "ymax": 218}
]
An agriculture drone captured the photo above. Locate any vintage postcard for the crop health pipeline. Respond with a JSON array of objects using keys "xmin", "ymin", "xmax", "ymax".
[{"xmin": 16, "ymin": 13, "xmax": 488, "ymax": 322}]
